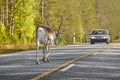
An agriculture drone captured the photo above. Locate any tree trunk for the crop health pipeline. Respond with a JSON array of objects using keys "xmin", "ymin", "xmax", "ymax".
[
  {"xmin": 4, "ymin": 0, "xmax": 8, "ymax": 27},
  {"xmin": 10, "ymin": 0, "xmax": 14, "ymax": 35},
  {"xmin": 2, "ymin": 0, "xmax": 4, "ymax": 24}
]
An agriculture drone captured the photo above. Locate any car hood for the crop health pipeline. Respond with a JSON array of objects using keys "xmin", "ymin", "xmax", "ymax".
[{"xmin": 91, "ymin": 35, "xmax": 108, "ymax": 37}]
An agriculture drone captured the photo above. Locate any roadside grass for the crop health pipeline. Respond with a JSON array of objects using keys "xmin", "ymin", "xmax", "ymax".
[
  {"xmin": 0, "ymin": 43, "xmax": 60, "ymax": 54},
  {"xmin": 0, "ymin": 43, "xmax": 36, "ymax": 54},
  {"xmin": 112, "ymin": 39, "xmax": 120, "ymax": 43}
]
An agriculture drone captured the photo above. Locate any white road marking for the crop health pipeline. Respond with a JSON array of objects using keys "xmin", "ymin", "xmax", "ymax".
[
  {"xmin": 93, "ymin": 52, "xmax": 98, "ymax": 55},
  {"xmin": 60, "ymin": 64, "xmax": 75, "ymax": 72}
]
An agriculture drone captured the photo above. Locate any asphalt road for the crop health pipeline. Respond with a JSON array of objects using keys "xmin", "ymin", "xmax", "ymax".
[{"xmin": 0, "ymin": 43, "xmax": 120, "ymax": 80}]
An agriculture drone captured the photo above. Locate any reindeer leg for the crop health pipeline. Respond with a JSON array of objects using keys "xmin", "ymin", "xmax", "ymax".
[
  {"xmin": 45, "ymin": 43, "xmax": 51, "ymax": 63},
  {"xmin": 42, "ymin": 44, "xmax": 48, "ymax": 63},
  {"xmin": 36, "ymin": 41, "xmax": 40, "ymax": 64}
]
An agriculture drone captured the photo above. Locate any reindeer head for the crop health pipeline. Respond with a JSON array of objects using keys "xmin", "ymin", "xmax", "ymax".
[
  {"xmin": 54, "ymin": 32, "xmax": 59, "ymax": 45},
  {"xmin": 44, "ymin": 16, "xmax": 63, "ymax": 45}
]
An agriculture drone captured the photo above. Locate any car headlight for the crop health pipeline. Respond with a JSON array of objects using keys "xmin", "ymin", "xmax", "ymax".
[
  {"xmin": 91, "ymin": 36, "xmax": 96, "ymax": 39},
  {"xmin": 102, "ymin": 36, "xmax": 107, "ymax": 39}
]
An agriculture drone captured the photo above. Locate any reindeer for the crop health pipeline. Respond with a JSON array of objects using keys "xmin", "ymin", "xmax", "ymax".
[{"xmin": 36, "ymin": 17, "xmax": 63, "ymax": 64}]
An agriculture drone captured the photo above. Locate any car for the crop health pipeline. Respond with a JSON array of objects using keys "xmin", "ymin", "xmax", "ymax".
[{"xmin": 90, "ymin": 29, "xmax": 110, "ymax": 44}]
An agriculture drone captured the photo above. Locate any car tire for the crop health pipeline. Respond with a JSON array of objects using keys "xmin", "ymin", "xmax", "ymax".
[
  {"xmin": 106, "ymin": 39, "xmax": 110, "ymax": 44},
  {"xmin": 90, "ymin": 40, "xmax": 95, "ymax": 44},
  {"xmin": 106, "ymin": 41, "xmax": 109, "ymax": 44}
]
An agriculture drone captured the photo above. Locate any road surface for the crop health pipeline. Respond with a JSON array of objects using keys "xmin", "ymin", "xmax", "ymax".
[{"xmin": 0, "ymin": 43, "xmax": 120, "ymax": 80}]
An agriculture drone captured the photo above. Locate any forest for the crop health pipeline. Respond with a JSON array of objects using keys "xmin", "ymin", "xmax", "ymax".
[{"xmin": 0, "ymin": 0, "xmax": 120, "ymax": 46}]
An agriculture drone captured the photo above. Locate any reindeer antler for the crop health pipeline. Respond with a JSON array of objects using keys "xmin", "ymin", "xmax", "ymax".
[
  {"xmin": 57, "ymin": 16, "xmax": 63, "ymax": 36},
  {"xmin": 44, "ymin": 15, "xmax": 50, "ymax": 27}
]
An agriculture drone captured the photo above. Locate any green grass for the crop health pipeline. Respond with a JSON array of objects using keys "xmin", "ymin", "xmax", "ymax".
[
  {"xmin": 0, "ymin": 43, "xmax": 60, "ymax": 54},
  {"xmin": 0, "ymin": 49, "xmax": 24, "ymax": 54},
  {"xmin": 0, "ymin": 43, "xmax": 36, "ymax": 54},
  {"xmin": 112, "ymin": 39, "xmax": 120, "ymax": 43}
]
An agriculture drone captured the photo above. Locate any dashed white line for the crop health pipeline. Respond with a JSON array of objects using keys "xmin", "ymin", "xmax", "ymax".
[
  {"xmin": 60, "ymin": 64, "xmax": 75, "ymax": 72},
  {"xmin": 93, "ymin": 52, "xmax": 98, "ymax": 55}
]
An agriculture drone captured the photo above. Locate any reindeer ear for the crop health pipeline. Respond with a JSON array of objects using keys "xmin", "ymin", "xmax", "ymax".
[
  {"xmin": 54, "ymin": 32, "xmax": 57, "ymax": 35},
  {"xmin": 55, "ymin": 32, "xmax": 59, "ymax": 36}
]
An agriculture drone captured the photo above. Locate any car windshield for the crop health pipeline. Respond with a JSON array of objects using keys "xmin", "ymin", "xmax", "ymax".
[{"xmin": 92, "ymin": 30, "xmax": 107, "ymax": 35}]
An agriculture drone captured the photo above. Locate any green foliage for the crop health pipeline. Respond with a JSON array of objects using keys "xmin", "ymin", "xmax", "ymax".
[
  {"xmin": 0, "ymin": 0, "xmax": 120, "ymax": 45},
  {"xmin": 58, "ymin": 0, "xmax": 84, "ymax": 44},
  {"xmin": 0, "ymin": 21, "xmax": 7, "ymax": 42},
  {"xmin": 98, "ymin": 0, "xmax": 120, "ymax": 41},
  {"xmin": 12, "ymin": 0, "xmax": 35, "ymax": 43}
]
